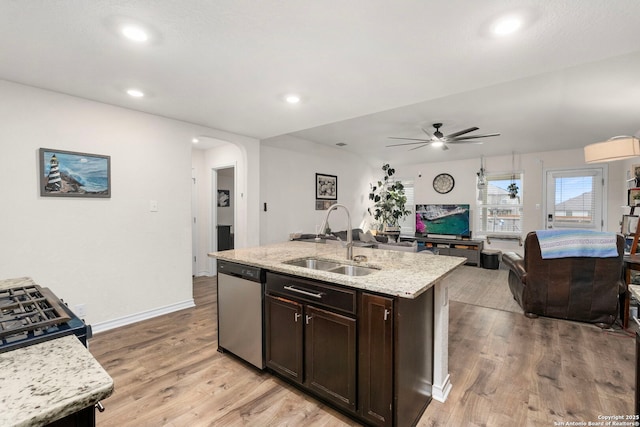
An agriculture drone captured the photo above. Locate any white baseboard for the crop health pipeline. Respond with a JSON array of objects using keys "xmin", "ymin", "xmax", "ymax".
[
  {"xmin": 90, "ymin": 299, "xmax": 195, "ymax": 334},
  {"xmin": 431, "ymin": 374, "xmax": 452, "ymax": 402}
]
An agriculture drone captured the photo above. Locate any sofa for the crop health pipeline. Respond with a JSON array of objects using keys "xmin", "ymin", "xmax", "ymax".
[{"xmin": 502, "ymin": 231, "xmax": 625, "ymax": 328}]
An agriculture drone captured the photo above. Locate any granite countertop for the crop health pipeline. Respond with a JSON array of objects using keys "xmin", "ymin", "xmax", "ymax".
[
  {"xmin": 0, "ymin": 277, "xmax": 114, "ymax": 427},
  {"xmin": 0, "ymin": 276, "xmax": 38, "ymax": 290},
  {"xmin": 209, "ymin": 241, "xmax": 466, "ymax": 298},
  {"xmin": 0, "ymin": 335, "xmax": 114, "ymax": 427}
]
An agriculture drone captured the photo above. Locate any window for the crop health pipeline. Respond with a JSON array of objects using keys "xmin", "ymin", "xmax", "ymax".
[
  {"xmin": 545, "ymin": 168, "xmax": 604, "ymax": 230},
  {"xmin": 476, "ymin": 172, "xmax": 523, "ymax": 236},
  {"xmin": 398, "ymin": 180, "xmax": 414, "ymax": 235}
]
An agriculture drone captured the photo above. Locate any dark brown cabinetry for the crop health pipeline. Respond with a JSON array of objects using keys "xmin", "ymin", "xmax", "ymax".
[
  {"xmin": 265, "ymin": 271, "xmax": 434, "ymax": 427},
  {"xmin": 265, "ymin": 295, "xmax": 303, "ymax": 383},
  {"xmin": 359, "ymin": 293, "xmax": 393, "ymax": 427},
  {"xmin": 265, "ymin": 272, "xmax": 357, "ymax": 412}
]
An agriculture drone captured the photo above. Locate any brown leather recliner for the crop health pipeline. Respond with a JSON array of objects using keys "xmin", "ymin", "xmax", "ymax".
[{"xmin": 502, "ymin": 231, "xmax": 625, "ymax": 328}]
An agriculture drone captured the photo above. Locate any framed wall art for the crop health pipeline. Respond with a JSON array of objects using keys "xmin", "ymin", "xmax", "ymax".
[
  {"xmin": 316, "ymin": 173, "xmax": 337, "ymax": 200},
  {"xmin": 218, "ymin": 190, "xmax": 230, "ymax": 207},
  {"xmin": 622, "ymin": 214, "xmax": 639, "ymax": 236},
  {"xmin": 39, "ymin": 148, "xmax": 111, "ymax": 198}
]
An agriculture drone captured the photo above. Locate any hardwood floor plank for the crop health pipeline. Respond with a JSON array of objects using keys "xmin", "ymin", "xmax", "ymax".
[{"xmin": 90, "ymin": 275, "xmax": 635, "ymax": 426}]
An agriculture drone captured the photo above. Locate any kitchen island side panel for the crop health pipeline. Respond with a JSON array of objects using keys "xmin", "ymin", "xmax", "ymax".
[{"xmin": 395, "ymin": 286, "xmax": 434, "ymax": 427}]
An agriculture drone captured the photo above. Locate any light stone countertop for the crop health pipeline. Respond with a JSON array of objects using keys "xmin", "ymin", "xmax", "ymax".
[
  {"xmin": 209, "ymin": 241, "xmax": 466, "ymax": 298},
  {"xmin": 0, "ymin": 335, "xmax": 114, "ymax": 427},
  {"xmin": 0, "ymin": 276, "xmax": 37, "ymax": 290},
  {"xmin": 0, "ymin": 277, "xmax": 114, "ymax": 427}
]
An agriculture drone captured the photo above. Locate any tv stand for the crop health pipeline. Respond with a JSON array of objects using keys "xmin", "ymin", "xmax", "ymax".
[{"xmin": 404, "ymin": 236, "xmax": 484, "ymax": 267}]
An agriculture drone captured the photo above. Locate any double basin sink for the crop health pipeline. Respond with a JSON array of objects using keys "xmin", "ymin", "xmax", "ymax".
[{"xmin": 284, "ymin": 257, "xmax": 379, "ymax": 277}]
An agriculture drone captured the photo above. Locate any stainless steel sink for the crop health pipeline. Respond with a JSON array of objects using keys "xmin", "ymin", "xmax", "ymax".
[
  {"xmin": 284, "ymin": 258, "xmax": 379, "ymax": 276},
  {"xmin": 284, "ymin": 258, "xmax": 341, "ymax": 271},
  {"xmin": 327, "ymin": 265, "xmax": 378, "ymax": 276}
]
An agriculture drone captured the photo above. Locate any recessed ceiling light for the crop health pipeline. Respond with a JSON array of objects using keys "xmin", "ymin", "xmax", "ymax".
[
  {"xmin": 192, "ymin": 138, "xmax": 199, "ymax": 144},
  {"xmin": 121, "ymin": 25, "xmax": 149, "ymax": 42},
  {"xmin": 285, "ymin": 94, "xmax": 301, "ymax": 104},
  {"xmin": 126, "ymin": 89, "xmax": 144, "ymax": 98},
  {"xmin": 492, "ymin": 16, "xmax": 522, "ymax": 36}
]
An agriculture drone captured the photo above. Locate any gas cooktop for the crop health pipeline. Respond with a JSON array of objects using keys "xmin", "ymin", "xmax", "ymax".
[{"xmin": 0, "ymin": 284, "xmax": 88, "ymax": 353}]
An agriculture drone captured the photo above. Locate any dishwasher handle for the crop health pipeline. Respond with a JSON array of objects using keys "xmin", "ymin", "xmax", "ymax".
[{"xmin": 283, "ymin": 285, "xmax": 324, "ymax": 299}]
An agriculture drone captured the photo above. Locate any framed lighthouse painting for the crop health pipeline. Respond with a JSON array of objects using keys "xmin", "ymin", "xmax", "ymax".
[{"xmin": 39, "ymin": 148, "xmax": 111, "ymax": 198}]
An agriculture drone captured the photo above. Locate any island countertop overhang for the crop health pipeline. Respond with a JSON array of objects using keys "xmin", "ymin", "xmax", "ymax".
[{"xmin": 208, "ymin": 241, "xmax": 465, "ymax": 299}]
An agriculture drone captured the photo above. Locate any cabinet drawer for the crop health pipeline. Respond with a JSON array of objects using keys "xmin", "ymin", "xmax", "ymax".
[
  {"xmin": 448, "ymin": 248, "xmax": 479, "ymax": 264},
  {"xmin": 266, "ymin": 272, "xmax": 356, "ymax": 315}
]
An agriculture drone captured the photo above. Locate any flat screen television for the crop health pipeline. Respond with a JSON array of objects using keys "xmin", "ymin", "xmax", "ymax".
[{"xmin": 415, "ymin": 204, "xmax": 471, "ymax": 238}]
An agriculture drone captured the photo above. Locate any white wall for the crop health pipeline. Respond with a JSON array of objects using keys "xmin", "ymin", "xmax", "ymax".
[
  {"xmin": 260, "ymin": 135, "xmax": 374, "ymax": 244},
  {"xmin": 0, "ymin": 80, "xmax": 258, "ymax": 331}
]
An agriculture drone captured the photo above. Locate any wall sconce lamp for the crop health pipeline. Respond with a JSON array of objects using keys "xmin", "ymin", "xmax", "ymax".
[{"xmin": 584, "ymin": 136, "xmax": 640, "ymax": 163}]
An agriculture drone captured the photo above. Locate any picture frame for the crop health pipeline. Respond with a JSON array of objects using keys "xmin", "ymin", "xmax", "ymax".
[
  {"xmin": 217, "ymin": 190, "xmax": 230, "ymax": 207},
  {"xmin": 622, "ymin": 214, "xmax": 639, "ymax": 236},
  {"xmin": 316, "ymin": 173, "xmax": 337, "ymax": 200},
  {"xmin": 39, "ymin": 148, "xmax": 111, "ymax": 198},
  {"xmin": 633, "ymin": 164, "xmax": 640, "ymax": 180},
  {"xmin": 628, "ymin": 188, "xmax": 640, "ymax": 206}
]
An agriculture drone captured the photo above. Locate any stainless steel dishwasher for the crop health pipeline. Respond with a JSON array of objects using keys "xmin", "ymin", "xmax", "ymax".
[{"xmin": 217, "ymin": 260, "xmax": 265, "ymax": 369}]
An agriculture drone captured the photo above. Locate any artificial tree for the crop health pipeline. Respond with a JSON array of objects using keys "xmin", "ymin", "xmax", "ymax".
[{"xmin": 368, "ymin": 163, "xmax": 411, "ymax": 231}]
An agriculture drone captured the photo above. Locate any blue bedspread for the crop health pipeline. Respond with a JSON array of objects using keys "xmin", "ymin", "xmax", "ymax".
[{"xmin": 536, "ymin": 229, "xmax": 618, "ymax": 259}]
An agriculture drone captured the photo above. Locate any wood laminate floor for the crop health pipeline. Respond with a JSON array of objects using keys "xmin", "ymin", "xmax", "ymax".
[{"xmin": 90, "ymin": 275, "xmax": 635, "ymax": 427}]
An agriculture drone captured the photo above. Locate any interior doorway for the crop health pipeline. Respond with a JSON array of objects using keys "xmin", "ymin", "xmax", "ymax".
[{"xmin": 213, "ymin": 166, "xmax": 236, "ymax": 257}]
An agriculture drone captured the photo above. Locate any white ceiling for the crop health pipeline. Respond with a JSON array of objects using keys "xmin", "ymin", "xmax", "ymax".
[{"xmin": 2, "ymin": 1, "xmax": 640, "ymax": 165}]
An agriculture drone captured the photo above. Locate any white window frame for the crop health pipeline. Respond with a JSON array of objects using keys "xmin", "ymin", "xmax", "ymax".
[{"xmin": 475, "ymin": 171, "xmax": 524, "ymax": 238}]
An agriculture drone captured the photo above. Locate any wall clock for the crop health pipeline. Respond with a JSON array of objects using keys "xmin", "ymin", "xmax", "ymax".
[{"xmin": 433, "ymin": 173, "xmax": 455, "ymax": 194}]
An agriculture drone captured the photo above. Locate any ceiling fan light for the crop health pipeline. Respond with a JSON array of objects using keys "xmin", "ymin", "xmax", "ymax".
[
  {"xmin": 432, "ymin": 141, "xmax": 444, "ymax": 148},
  {"xmin": 584, "ymin": 136, "xmax": 640, "ymax": 163}
]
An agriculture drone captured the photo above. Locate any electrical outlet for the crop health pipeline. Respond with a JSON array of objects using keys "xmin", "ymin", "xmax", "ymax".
[{"xmin": 74, "ymin": 304, "xmax": 86, "ymax": 318}]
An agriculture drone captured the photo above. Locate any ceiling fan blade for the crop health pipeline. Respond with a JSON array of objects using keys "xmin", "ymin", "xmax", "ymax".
[
  {"xmin": 386, "ymin": 141, "xmax": 433, "ymax": 147},
  {"xmin": 408, "ymin": 143, "xmax": 430, "ymax": 151},
  {"xmin": 420, "ymin": 127, "xmax": 434, "ymax": 138},
  {"xmin": 446, "ymin": 140, "xmax": 484, "ymax": 145},
  {"xmin": 444, "ymin": 127, "xmax": 479, "ymax": 139},
  {"xmin": 449, "ymin": 133, "xmax": 500, "ymax": 141},
  {"xmin": 388, "ymin": 136, "xmax": 431, "ymax": 142}
]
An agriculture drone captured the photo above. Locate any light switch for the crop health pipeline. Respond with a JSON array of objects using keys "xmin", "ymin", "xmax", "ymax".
[{"xmin": 150, "ymin": 200, "xmax": 158, "ymax": 212}]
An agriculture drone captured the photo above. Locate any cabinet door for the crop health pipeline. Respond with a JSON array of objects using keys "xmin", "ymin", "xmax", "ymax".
[
  {"xmin": 304, "ymin": 305, "xmax": 357, "ymax": 412},
  {"xmin": 265, "ymin": 295, "xmax": 303, "ymax": 383},
  {"xmin": 359, "ymin": 293, "xmax": 393, "ymax": 427}
]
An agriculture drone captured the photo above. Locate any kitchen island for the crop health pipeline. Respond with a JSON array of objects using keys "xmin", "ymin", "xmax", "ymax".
[{"xmin": 210, "ymin": 241, "xmax": 465, "ymax": 426}]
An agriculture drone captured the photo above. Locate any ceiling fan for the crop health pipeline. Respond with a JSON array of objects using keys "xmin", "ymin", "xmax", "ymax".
[{"xmin": 387, "ymin": 123, "xmax": 500, "ymax": 151}]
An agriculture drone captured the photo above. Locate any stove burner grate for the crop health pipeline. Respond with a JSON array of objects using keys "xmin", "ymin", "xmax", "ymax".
[{"xmin": 0, "ymin": 285, "xmax": 71, "ymax": 341}]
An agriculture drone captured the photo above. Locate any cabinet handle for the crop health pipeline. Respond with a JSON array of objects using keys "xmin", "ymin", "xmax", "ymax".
[
  {"xmin": 283, "ymin": 285, "xmax": 323, "ymax": 299},
  {"xmin": 294, "ymin": 313, "xmax": 301, "ymax": 322},
  {"xmin": 384, "ymin": 309, "xmax": 391, "ymax": 321},
  {"xmin": 306, "ymin": 315, "xmax": 312, "ymax": 325}
]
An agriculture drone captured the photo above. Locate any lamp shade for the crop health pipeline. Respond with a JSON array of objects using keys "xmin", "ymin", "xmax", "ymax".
[{"xmin": 584, "ymin": 136, "xmax": 640, "ymax": 163}]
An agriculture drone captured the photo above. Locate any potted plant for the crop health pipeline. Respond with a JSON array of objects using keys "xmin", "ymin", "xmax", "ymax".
[
  {"xmin": 368, "ymin": 163, "xmax": 411, "ymax": 232},
  {"xmin": 633, "ymin": 193, "xmax": 640, "ymax": 206},
  {"xmin": 507, "ymin": 182, "xmax": 519, "ymax": 199}
]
